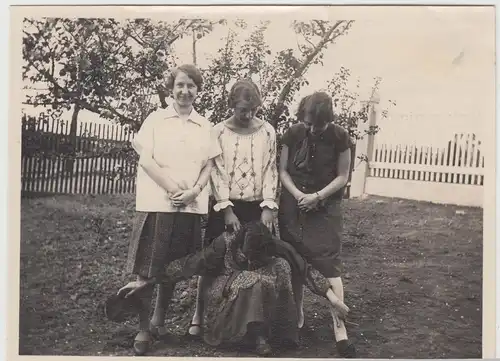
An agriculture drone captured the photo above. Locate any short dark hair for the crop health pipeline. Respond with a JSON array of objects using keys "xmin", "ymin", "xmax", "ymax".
[
  {"xmin": 228, "ymin": 79, "xmax": 262, "ymax": 109},
  {"xmin": 296, "ymin": 91, "xmax": 334, "ymax": 126},
  {"xmin": 166, "ymin": 64, "xmax": 203, "ymax": 91},
  {"xmin": 229, "ymin": 221, "xmax": 273, "ymax": 270}
]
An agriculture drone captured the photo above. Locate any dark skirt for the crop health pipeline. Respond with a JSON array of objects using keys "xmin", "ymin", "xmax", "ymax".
[
  {"xmin": 203, "ymin": 200, "xmax": 263, "ymax": 244},
  {"xmin": 278, "ymin": 188, "xmax": 343, "ymax": 278},
  {"xmin": 126, "ymin": 211, "xmax": 202, "ymax": 279}
]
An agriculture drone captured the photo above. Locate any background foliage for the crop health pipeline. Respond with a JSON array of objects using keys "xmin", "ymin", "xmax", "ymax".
[{"xmin": 22, "ymin": 17, "xmax": 395, "ymax": 172}]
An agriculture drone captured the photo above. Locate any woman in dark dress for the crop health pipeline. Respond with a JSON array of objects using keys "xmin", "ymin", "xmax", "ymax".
[
  {"xmin": 278, "ymin": 92, "xmax": 356, "ymax": 358},
  {"xmin": 114, "ymin": 221, "xmax": 349, "ymax": 357}
]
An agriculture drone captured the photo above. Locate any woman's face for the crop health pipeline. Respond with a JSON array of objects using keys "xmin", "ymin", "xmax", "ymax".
[
  {"xmin": 303, "ymin": 109, "xmax": 327, "ymax": 134},
  {"xmin": 233, "ymin": 103, "xmax": 258, "ymax": 127},
  {"xmin": 172, "ymin": 71, "xmax": 198, "ymax": 108}
]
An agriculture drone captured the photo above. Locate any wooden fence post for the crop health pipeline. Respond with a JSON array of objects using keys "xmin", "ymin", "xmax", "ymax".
[{"xmin": 350, "ymin": 98, "xmax": 379, "ymax": 198}]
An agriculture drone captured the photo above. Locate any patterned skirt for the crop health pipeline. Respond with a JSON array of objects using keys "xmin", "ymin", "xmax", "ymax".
[
  {"xmin": 202, "ymin": 257, "xmax": 299, "ymax": 346},
  {"xmin": 278, "ymin": 188, "xmax": 344, "ymax": 278},
  {"xmin": 125, "ymin": 211, "xmax": 202, "ymax": 279}
]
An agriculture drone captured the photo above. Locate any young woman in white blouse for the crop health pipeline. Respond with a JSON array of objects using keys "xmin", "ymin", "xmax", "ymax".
[
  {"xmin": 187, "ymin": 79, "xmax": 279, "ymax": 341},
  {"xmin": 125, "ymin": 64, "xmax": 221, "ymax": 355}
]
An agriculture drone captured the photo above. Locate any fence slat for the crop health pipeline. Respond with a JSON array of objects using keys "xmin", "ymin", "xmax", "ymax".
[
  {"xmin": 111, "ymin": 124, "xmax": 120, "ymax": 194},
  {"xmin": 32, "ymin": 120, "xmax": 44, "ymax": 192},
  {"xmin": 127, "ymin": 128, "xmax": 135, "ymax": 193},
  {"xmin": 47, "ymin": 118, "xmax": 57, "ymax": 193},
  {"xmin": 469, "ymin": 134, "xmax": 479, "ymax": 185},
  {"xmin": 37, "ymin": 119, "xmax": 48, "ymax": 192},
  {"xmin": 82, "ymin": 122, "xmax": 91, "ymax": 194},
  {"xmin": 95, "ymin": 124, "xmax": 103, "ymax": 195},
  {"xmin": 424, "ymin": 146, "xmax": 431, "ymax": 182},
  {"xmin": 463, "ymin": 133, "xmax": 471, "ymax": 185},
  {"xmin": 402, "ymin": 145, "xmax": 409, "ymax": 180},
  {"xmin": 104, "ymin": 124, "xmax": 112, "ymax": 193}
]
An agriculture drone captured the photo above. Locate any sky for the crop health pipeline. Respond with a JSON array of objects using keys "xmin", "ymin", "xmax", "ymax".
[
  {"xmin": 169, "ymin": 7, "xmax": 494, "ymax": 145},
  {"xmin": 22, "ymin": 6, "xmax": 495, "ymax": 147}
]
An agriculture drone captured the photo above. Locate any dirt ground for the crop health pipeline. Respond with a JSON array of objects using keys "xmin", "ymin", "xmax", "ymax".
[{"xmin": 19, "ymin": 194, "xmax": 482, "ymax": 358}]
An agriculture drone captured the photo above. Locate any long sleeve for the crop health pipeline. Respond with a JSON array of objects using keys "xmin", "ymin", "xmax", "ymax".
[
  {"xmin": 260, "ymin": 125, "xmax": 279, "ymax": 209},
  {"xmin": 270, "ymin": 238, "xmax": 331, "ymax": 297},
  {"xmin": 210, "ymin": 127, "xmax": 234, "ymax": 211},
  {"xmin": 159, "ymin": 235, "xmax": 227, "ymax": 283}
]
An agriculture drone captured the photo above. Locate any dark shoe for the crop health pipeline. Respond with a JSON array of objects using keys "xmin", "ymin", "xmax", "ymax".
[
  {"xmin": 255, "ymin": 340, "xmax": 272, "ymax": 357},
  {"xmin": 133, "ymin": 332, "xmax": 153, "ymax": 356},
  {"xmin": 337, "ymin": 339, "xmax": 356, "ymax": 358}
]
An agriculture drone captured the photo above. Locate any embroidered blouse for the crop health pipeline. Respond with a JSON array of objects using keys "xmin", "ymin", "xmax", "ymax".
[{"xmin": 210, "ymin": 120, "xmax": 279, "ymax": 212}]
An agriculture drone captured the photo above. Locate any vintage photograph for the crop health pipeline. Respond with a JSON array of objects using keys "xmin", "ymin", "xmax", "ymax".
[{"xmin": 14, "ymin": 5, "xmax": 494, "ymax": 359}]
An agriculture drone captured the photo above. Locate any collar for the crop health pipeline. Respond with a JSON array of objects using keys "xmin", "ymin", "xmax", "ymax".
[{"xmin": 161, "ymin": 105, "xmax": 204, "ymax": 126}]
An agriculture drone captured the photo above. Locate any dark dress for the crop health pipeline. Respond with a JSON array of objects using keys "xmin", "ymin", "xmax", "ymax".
[
  {"xmin": 159, "ymin": 231, "xmax": 331, "ymax": 346},
  {"xmin": 278, "ymin": 123, "xmax": 353, "ymax": 278}
]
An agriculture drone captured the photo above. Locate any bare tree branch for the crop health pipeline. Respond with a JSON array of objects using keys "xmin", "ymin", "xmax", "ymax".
[{"xmin": 270, "ymin": 20, "xmax": 351, "ymax": 128}]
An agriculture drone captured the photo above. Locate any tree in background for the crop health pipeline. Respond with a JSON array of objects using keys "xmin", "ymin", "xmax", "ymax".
[
  {"xmin": 197, "ymin": 20, "xmax": 357, "ymax": 132},
  {"xmin": 22, "ymin": 17, "xmax": 217, "ymax": 171},
  {"xmin": 22, "ymin": 17, "xmax": 395, "ymax": 184}
]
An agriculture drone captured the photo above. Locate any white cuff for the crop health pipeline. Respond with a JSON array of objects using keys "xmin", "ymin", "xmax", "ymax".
[
  {"xmin": 213, "ymin": 200, "xmax": 235, "ymax": 212},
  {"xmin": 260, "ymin": 200, "xmax": 279, "ymax": 210}
]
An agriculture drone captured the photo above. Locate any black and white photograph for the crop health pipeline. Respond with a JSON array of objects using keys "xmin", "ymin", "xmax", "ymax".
[{"xmin": 10, "ymin": 4, "xmax": 496, "ymax": 359}]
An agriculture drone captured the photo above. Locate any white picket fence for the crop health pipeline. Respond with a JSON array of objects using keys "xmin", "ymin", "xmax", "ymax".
[{"xmin": 350, "ymin": 105, "xmax": 485, "ymax": 207}]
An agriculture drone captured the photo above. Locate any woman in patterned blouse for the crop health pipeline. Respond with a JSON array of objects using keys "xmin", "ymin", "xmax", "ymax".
[
  {"xmin": 115, "ymin": 221, "xmax": 349, "ymax": 356},
  {"xmin": 187, "ymin": 79, "xmax": 279, "ymax": 340}
]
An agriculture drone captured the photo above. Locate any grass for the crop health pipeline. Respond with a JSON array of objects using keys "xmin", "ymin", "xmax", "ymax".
[{"xmin": 19, "ymin": 193, "xmax": 482, "ymax": 358}]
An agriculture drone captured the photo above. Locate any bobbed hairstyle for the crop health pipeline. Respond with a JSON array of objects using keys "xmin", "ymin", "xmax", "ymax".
[
  {"xmin": 296, "ymin": 91, "xmax": 334, "ymax": 126},
  {"xmin": 228, "ymin": 79, "xmax": 262, "ymax": 109},
  {"xmin": 229, "ymin": 221, "xmax": 274, "ymax": 270},
  {"xmin": 166, "ymin": 64, "xmax": 204, "ymax": 91}
]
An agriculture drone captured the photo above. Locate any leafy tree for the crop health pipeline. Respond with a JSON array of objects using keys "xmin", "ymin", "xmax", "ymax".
[
  {"xmin": 22, "ymin": 17, "xmax": 217, "ymax": 172},
  {"xmin": 195, "ymin": 20, "xmax": 355, "ymax": 132}
]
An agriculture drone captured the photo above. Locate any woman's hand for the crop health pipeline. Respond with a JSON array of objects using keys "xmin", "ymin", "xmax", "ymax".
[
  {"xmin": 298, "ymin": 193, "xmax": 321, "ymax": 211},
  {"xmin": 261, "ymin": 208, "xmax": 274, "ymax": 231},
  {"xmin": 294, "ymin": 191, "xmax": 306, "ymax": 203},
  {"xmin": 170, "ymin": 188, "xmax": 199, "ymax": 207},
  {"xmin": 117, "ymin": 278, "xmax": 155, "ymax": 298},
  {"xmin": 224, "ymin": 207, "xmax": 241, "ymax": 233},
  {"xmin": 326, "ymin": 288, "xmax": 350, "ymax": 320}
]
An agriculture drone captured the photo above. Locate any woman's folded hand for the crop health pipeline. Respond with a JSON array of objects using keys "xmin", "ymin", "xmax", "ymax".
[
  {"xmin": 117, "ymin": 278, "xmax": 156, "ymax": 298},
  {"xmin": 325, "ymin": 288, "xmax": 350, "ymax": 320}
]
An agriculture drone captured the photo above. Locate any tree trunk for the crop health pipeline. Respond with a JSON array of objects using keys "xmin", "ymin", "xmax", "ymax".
[{"xmin": 64, "ymin": 103, "xmax": 80, "ymax": 174}]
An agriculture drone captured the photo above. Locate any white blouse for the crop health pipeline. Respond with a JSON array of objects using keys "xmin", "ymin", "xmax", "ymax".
[
  {"xmin": 210, "ymin": 120, "xmax": 279, "ymax": 212},
  {"xmin": 133, "ymin": 107, "xmax": 221, "ymax": 214}
]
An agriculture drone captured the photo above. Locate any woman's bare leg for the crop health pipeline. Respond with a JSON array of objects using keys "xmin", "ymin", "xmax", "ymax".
[
  {"xmin": 136, "ymin": 276, "xmax": 155, "ymax": 339},
  {"xmin": 189, "ymin": 275, "xmax": 211, "ymax": 335},
  {"xmin": 151, "ymin": 282, "xmax": 175, "ymax": 328},
  {"xmin": 328, "ymin": 277, "xmax": 348, "ymax": 341},
  {"xmin": 292, "ymin": 276, "xmax": 305, "ymax": 328}
]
